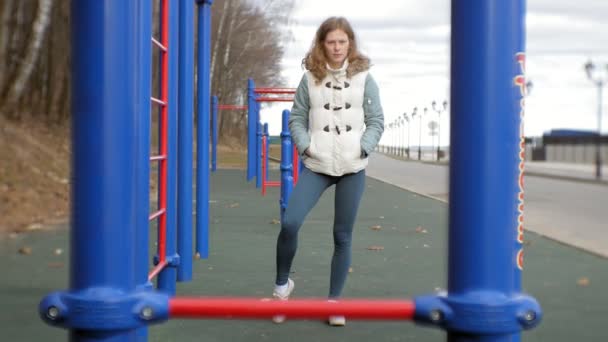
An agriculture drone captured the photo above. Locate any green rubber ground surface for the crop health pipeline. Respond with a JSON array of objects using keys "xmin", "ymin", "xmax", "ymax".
[{"xmin": 1, "ymin": 169, "xmax": 606, "ymax": 341}]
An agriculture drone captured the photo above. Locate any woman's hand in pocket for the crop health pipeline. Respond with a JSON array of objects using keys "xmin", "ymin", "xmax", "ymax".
[{"xmin": 304, "ymin": 148, "xmax": 313, "ymax": 158}]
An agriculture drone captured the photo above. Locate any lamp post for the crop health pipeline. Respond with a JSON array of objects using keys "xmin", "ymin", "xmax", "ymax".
[
  {"xmin": 399, "ymin": 117, "xmax": 405, "ymax": 157},
  {"xmin": 432, "ymin": 100, "xmax": 448, "ymax": 161},
  {"xmin": 394, "ymin": 119, "xmax": 399, "ymax": 156},
  {"xmin": 390, "ymin": 122, "xmax": 395, "ymax": 155},
  {"xmin": 395, "ymin": 118, "xmax": 401, "ymax": 156},
  {"xmin": 402, "ymin": 113, "xmax": 408, "ymax": 158},
  {"xmin": 411, "ymin": 107, "xmax": 419, "ymax": 160},
  {"xmin": 395, "ymin": 120, "xmax": 399, "ymax": 155},
  {"xmin": 584, "ymin": 59, "xmax": 606, "ymax": 180},
  {"xmin": 404, "ymin": 113, "xmax": 411, "ymax": 159},
  {"xmin": 386, "ymin": 123, "xmax": 393, "ymax": 154},
  {"xmin": 419, "ymin": 107, "xmax": 427, "ymax": 160},
  {"xmin": 385, "ymin": 123, "xmax": 389, "ymax": 154},
  {"xmin": 382, "ymin": 124, "xmax": 387, "ymax": 153}
]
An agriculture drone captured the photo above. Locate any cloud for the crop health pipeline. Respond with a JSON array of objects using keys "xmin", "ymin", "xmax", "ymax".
[
  {"xmin": 529, "ymin": 0, "xmax": 608, "ymax": 24},
  {"xmin": 263, "ymin": 0, "xmax": 608, "ymax": 141},
  {"xmin": 527, "ymin": 13, "xmax": 608, "ymax": 55}
]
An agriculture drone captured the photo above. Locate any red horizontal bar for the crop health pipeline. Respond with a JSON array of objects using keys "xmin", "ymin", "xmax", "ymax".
[
  {"xmin": 150, "ymin": 155, "xmax": 167, "ymax": 161},
  {"xmin": 151, "ymin": 37, "xmax": 167, "ymax": 52},
  {"xmin": 266, "ymin": 181, "xmax": 280, "ymax": 186},
  {"xmin": 255, "ymin": 97, "xmax": 294, "ymax": 103},
  {"xmin": 169, "ymin": 297, "xmax": 415, "ymax": 320},
  {"xmin": 149, "ymin": 208, "xmax": 166, "ymax": 221},
  {"xmin": 254, "ymin": 88, "xmax": 296, "ymax": 94},
  {"xmin": 218, "ymin": 105, "xmax": 248, "ymax": 110},
  {"xmin": 147, "ymin": 260, "xmax": 169, "ymax": 281},
  {"xmin": 151, "ymin": 97, "xmax": 167, "ymax": 106}
]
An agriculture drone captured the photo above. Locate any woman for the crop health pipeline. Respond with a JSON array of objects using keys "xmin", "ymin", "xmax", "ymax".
[{"xmin": 273, "ymin": 16, "xmax": 384, "ymax": 326}]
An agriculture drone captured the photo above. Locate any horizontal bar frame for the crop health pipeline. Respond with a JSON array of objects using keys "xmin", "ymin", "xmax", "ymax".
[{"xmin": 169, "ymin": 297, "xmax": 415, "ymax": 320}]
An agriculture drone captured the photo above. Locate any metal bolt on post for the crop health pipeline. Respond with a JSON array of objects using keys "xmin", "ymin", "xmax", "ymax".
[
  {"xmin": 140, "ymin": 307, "xmax": 154, "ymax": 320},
  {"xmin": 46, "ymin": 306, "xmax": 60, "ymax": 320}
]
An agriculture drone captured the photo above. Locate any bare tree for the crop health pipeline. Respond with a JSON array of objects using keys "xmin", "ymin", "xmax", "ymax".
[
  {"xmin": 210, "ymin": 0, "xmax": 294, "ymax": 145},
  {"xmin": 1, "ymin": 0, "xmax": 54, "ymax": 116},
  {"xmin": 0, "ymin": 0, "xmax": 294, "ymax": 136},
  {"xmin": 0, "ymin": 0, "xmax": 15, "ymax": 88},
  {"xmin": 210, "ymin": 0, "xmax": 231, "ymax": 80}
]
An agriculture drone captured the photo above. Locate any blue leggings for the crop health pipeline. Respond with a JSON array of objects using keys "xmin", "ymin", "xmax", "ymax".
[{"xmin": 275, "ymin": 167, "xmax": 366, "ymax": 298}]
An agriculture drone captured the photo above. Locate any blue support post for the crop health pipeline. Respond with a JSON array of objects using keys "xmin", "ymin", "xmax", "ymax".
[
  {"xmin": 176, "ymin": 0, "xmax": 194, "ymax": 282},
  {"xmin": 414, "ymin": 0, "xmax": 541, "ymax": 340},
  {"xmin": 158, "ymin": 0, "xmax": 179, "ymax": 295},
  {"xmin": 211, "ymin": 95, "xmax": 218, "ymax": 172},
  {"xmin": 136, "ymin": 0, "xmax": 153, "ymax": 339},
  {"xmin": 256, "ymin": 121, "xmax": 263, "ymax": 188},
  {"xmin": 263, "ymin": 123, "xmax": 269, "ymax": 181},
  {"xmin": 513, "ymin": 0, "xmax": 526, "ymax": 295},
  {"xmin": 255, "ymin": 101, "xmax": 261, "ymax": 186},
  {"xmin": 196, "ymin": 0, "xmax": 213, "ymax": 259},
  {"xmin": 280, "ymin": 110, "xmax": 294, "ymax": 223},
  {"xmin": 247, "ymin": 78, "xmax": 255, "ymax": 181},
  {"xmin": 39, "ymin": 1, "xmax": 169, "ymax": 339}
]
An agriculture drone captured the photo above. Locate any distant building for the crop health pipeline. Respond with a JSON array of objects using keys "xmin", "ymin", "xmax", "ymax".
[
  {"xmin": 525, "ymin": 129, "xmax": 607, "ymax": 163},
  {"xmin": 544, "ymin": 129, "xmax": 598, "ymax": 137}
]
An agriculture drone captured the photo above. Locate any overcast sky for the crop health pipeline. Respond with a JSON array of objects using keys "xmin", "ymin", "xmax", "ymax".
[{"xmin": 259, "ymin": 0, "xmax": 608, "ymax": 147}]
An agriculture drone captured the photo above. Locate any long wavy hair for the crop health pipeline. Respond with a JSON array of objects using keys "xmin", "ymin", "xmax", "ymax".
[{"xmin": 303, "ymin": 17, "xmax": 370, "ymax": 83}]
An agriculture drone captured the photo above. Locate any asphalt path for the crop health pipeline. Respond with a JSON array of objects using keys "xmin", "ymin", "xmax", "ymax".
[{"xmin": 366, "ymin": 153, "xmax": 608, "ymax": 258}]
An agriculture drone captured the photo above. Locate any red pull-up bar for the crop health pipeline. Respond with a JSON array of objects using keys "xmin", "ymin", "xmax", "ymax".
[
  {"xmin": 255, "ymin": 97, "xmax": 294, "ymax": 103},
  {"xmin": 253, "ymin": 87, "xmax": 295, "ymax": 103},
  {"xmin": 254, "ymin": 88, "xmax": 296, "ymax": 95},
  {"xmin": 169, "ymin": 297, "xmax": 416, "ymax": 320},
  {"xmin": 218, "ymin": 104, "xmax": 248, "ymax": 110}
]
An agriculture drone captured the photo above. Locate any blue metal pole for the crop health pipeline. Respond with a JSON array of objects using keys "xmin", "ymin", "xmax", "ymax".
[
  {"xmin": 136, "ymin": 0, "xmax": 152, "ymax": 282},
  {"xmin": 263, "ymin": 123, "xmax": 269, "ymax": 181},
  {"xmin": 446, "ymin": 0, "xmax": 537, "ymax": 341},
  {"xmin": 41, "ymin": 1, "xmax": 147, "ymax": 340},
  {"xmin": 136, "ymin": 0, "xmax": 154, "ymax": 276},
  {"xmin": 255, "ymin": 100, "xmax": 261, "ymax": 187},
  {"xmin": 212, "ymin": 95, "xmax": 218, "ymax": 172},
  {"xmin": 176, "ymin": 0, "xmax": 194, "ymax": 282},
  {"xmin": 158, "ymin": 0, "xmax": 179, "ymax": 295},
  {"xmin": 513, "ymin": 0, "xmax": 526, "ymax": 296},
  {"xmin": 256, "ymin": 121, "xmax": 263, "ymax": 188},
  {"xmin": 136, "ymin": 0, "xmax": 153, "ymax": 339},
  {"xmin": 196, "ymin": 0, "xmax": 213, "ymax": 259},
  {"xmin": 247, "ymin": 78, "xmax": 255, "ymax": 181},
  {"xmin": 280, "ymin": 110, "xmax": 294, "ymax": 223},
  {"xmin": 413, "ymin": 0, "xmax": 539, "ymax": 337}
]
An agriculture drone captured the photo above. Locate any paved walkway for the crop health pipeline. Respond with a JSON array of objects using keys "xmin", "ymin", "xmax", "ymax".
[
  {"xmin": 366, "ymin": 153, "xmax": 608, "ymax": 258},
  {"xmin": 525, "ymin": 161, "xmax": 608, "ymax": 183}
]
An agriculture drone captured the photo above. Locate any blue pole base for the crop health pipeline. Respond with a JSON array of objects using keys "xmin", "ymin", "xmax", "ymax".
[
  {"xmin": 39, "ymin": 289, "xmax": 170, "ymax": 331},
  {"xmin": 413, "ymin": 292, "xmax": 542, "ymax": 335}
]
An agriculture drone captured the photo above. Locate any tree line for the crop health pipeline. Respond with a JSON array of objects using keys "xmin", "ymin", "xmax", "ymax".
[{"xmin": 0, "ymin": 0, "xmax": 294, "ymax": 145}]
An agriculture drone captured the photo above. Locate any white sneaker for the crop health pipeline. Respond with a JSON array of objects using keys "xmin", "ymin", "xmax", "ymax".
[
  {"xmin": 329, "ymin": 315, "xmax": 346, "ymax": 326},
  {"xmin": 272, "ymin": 278, "xmax": 294, "ymax": 323},
  {"xmin": 327, "ymin": 300, "xmax": 346, "ymax": 326}
]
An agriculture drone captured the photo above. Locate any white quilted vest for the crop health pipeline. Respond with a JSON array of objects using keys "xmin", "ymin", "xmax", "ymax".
[{"xmin": 303, "ymin": 67, "xmax": 368, "ymax": 176}]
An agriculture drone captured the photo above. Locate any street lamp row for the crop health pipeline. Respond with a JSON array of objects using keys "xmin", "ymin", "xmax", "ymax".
[{"xmin": 381, "ymin": 101, "xmax": 448, "ymax": 162}]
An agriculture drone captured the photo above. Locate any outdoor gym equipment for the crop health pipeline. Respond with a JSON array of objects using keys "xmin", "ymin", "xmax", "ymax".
[{"xmin": 39, "ymin": 1, "xmax": 541, "ymax": 342}]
